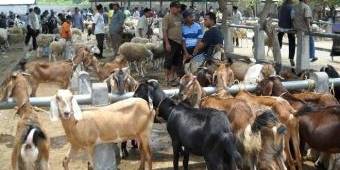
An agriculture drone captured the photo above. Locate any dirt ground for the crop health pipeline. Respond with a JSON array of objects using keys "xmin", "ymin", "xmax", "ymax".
[{"xmin": 0, "ymin": 43, "xmax": 325, "ymax": 170}]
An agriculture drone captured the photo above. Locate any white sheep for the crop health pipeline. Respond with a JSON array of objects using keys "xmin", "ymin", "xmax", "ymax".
[
  {"xmin": 144, "ymin": 41, "xmax": 164, "ymax": 70},
  {"xmin": 49, "ymin": 38, "xmax": 66, "ymax": 62},
  {"xmin": 50, "ymin": 89, "xmax": 155, "ymax": 170},
  {"xmin": 131, "ymin": 37, "xmax": 150, "ymax": 44},
  {"xmin": 117, "ymin": 42, "xmax": 153, "ymax": 77},
  {"xmin": 36, "ymin": 34, "xmax": 55, "ymax": 58}
]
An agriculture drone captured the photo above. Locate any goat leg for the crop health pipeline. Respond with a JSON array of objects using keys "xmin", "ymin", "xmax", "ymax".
[
  {"xmin": 172, "ymin": 141, "xmax": 181, "ymax": 170},
  {"xmin": 182, "ymin": 150, "xmax": 190, "ymax": 170},
  {"xmin": 140, "ymin": 137, "xmax": 152, "ymax": 170},
  {"xmin": 284, "ymin": 134, "xmax": 296, "ymax": 170},
  {"xmin": 121, "ymin": 142, "xmax": 129, "ymax": 159},
  {"xmin": 63, "ymin": 146, "xmax": 78, "ymax": 170}
]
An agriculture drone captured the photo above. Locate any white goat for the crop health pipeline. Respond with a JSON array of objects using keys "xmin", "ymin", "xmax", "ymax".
[{"xmin": 50, "ymin": 89, "xmax": 155, "ymax": 170}]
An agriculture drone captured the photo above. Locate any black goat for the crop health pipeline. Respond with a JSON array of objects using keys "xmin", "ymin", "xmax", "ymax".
[{"xmin": 134, "ymin": 80, "xmax": 242, "ymax": 170}]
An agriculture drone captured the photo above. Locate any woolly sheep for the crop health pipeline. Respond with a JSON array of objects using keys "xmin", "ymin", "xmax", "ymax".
[
  {"xmin": 0, "ymin": 28, "xmax": 8, "ymax": 51},
  {"xmin": 118, "ymin": 42, "xmax": 153, "ymax": 77},
  {"xmin": 131, "ymin": 37, "xmax": 150, "ymax": 44},
  {"xmin": 49, "ymin": 38, "xmax": 66, "ymax": 62},
  {"xmin": 37, "ymin": 34, "xmax": 55, "ymax": 47}
]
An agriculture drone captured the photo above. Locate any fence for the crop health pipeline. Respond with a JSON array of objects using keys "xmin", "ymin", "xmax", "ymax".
[{"xmin": 221, "ymin": 21, "xmax": 340, "ymax": 73}]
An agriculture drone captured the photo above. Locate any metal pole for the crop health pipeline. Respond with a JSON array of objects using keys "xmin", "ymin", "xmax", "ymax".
[{"xmin": 2, "ymin": 77, "xmax": 340, "ymax": 110}]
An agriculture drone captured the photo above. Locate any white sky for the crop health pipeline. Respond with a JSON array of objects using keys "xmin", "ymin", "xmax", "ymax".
[{"xmin": 0, "ymin": 0, "xmax": 35, "ymax": 5}]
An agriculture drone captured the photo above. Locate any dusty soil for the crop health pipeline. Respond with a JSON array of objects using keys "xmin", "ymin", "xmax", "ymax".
[{"xmin": 0, "ymin": 45, "xmax": 323, "ymax": 170}]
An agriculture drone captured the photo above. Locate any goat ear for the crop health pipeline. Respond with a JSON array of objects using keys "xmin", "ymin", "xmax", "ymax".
[
  {"xmin": 71, "ymin": 97, "xmax": 82, "ymax": 120},
  {"xmin": 49, "ymin": 96, "xmax": 60, "ymax": 121}
]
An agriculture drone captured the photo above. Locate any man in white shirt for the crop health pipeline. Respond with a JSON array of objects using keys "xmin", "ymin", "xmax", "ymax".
[
  {"xmin": 136, "ymin": 8, "xmax": 153, "ymax": 38},
  {"xmin": 25, "ymin": 8, "xmax": 41, "ymax": 51},
  {"xmin": 93, "ymin": 4, "xmax": 105, "ymax": 58},
  {"xmin": 132, "ymin": 7, "xmax": 140, "ymax": 19},
  {"xmin": 232, "ymin": 6, "xmax": 243, "ymax": 47}
]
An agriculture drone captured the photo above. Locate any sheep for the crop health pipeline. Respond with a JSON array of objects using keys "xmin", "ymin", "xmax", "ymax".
[
  {"xmin": 71, "ymin": 28, "xmax": 82, "ymax": 37},
  {"xmin": 50, "ymin": 89, "xmax": 155, "ymax": 170},
  {"xmin": 144, "ymin": 41, "xmax": 165, "ymax": 70},
  {"xmin": 36, "ymin": 34, "xmax": 55, "ymax": 58},
  {"xmin": 0, "ymin": 72, "xmax": 50, "ymax": 170},
  {"xmin": 131, "ymin": 37, "xmax": 150, "ymax": 44},
  {"xmin": 117, "ymin": 42, "xmax": 153, "ymax": 77},
  {"xmin": 0, "ymin": 28, "xmax": 9, "ymax": 52},
  {"xmin": 49, "ymin": 38, "xmax": 66, "ymax": 62},
  {"xmin": 7, "ymin": 27, "xmax": 25, "ymax": 45}
]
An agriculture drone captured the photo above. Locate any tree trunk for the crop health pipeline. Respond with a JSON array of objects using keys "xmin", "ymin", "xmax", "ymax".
[
  {"xmin": 259, "ymin": 0, "xmax": 282, "ymax": 67},
  {"xmin": 217, "ymin": 0, "xmax": 229, "ymax": 53}
]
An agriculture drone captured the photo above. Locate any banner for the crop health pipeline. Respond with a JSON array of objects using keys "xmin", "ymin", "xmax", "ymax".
[{"xmin": 0, "ymin": 0, "xmax": 35, "ymax": 5}]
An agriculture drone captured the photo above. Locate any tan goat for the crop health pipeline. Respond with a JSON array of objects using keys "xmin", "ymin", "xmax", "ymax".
[
  {"xmin": 178, "ymin": 73, "xmax": 205, "ymax": 108},
  {"xmin": 235, "ymin": 90, "xmax": 301, "ymax": 170},
  {"xmin": 212, "ymin": 63, "xmax": 235, "ymax": 90},
  {"xmin": 50, "ymin": 89, "xmax": 155, "ymax": 170},
  {"xmin": 104, "ymin": 67, "xmax": 138, "ymax": 94},
  {"xmin": 0, "ymin": 72, "xmax": 50, "ymax": 170}
]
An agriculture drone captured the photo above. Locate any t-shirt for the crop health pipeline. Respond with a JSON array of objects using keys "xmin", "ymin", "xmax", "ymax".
[
  {"xmin": 108, "ymin": 10, "xmax": 114, "ymax": 24},
  {"xmin": 182, "ymin": 22, "xmax": 203, "ymax": 48},
  {"xmin": 93, "ymin": 12, "xmax": 105, "ymax": 34},
  {"xmin": 110, "ymin": 10, "xmax": 125, "ymax": 34},
  {"xmin": 60, "ymin": 21, "xmax": 71, "ymax": 40},
  {"xmin": 136, "ymin": 15, "xmax": 148, "ymax": 37},
  {"xmin": 291, "ymin": 2, "xmax": 312, "ymax": 32},
  {"xmin": 278, "ymin": 3, "xmax": 293, "ymax": 29},
  {"xmin": 162, "ymin": 13, "xmax": 182, "ymax": 44},
  {"xmin": 232, "ymin": 10, "xmax": 242, "ymax": 25},
  {"xmin": 201, "ymin": 26, "xmax": 223, "ymax": 54}
]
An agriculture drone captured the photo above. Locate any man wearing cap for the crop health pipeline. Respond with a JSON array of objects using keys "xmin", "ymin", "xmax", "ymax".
[
  {"xmin": 163, "ymin": 1, "xmax": 183, "ymax": 85},
  {"xmin": 182, "ymin": 10, "xmax": 203, "ymax": 63},
  {"xmin": 136, "ymin": 8, "xmax": 153, "ymax": 38},
  {"xmin": 109, "ymin": 3, "xmax": 125, "ymax": 56}
]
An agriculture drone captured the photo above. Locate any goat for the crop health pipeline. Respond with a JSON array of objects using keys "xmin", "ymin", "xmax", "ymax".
[
  {"xmin": 201, "ymin": 94, "xmax": 287, "ymax": 170},
  {"xmin": 212, "ymin": 62, "xmax": 235, "ymax": 90},
  {"xmin": 178, "ymin": 73, "xmax": 205, "ymax": 108},
  {"xmin": 235, "ymin": 90, "xmax": 302, "ymax": 170},
  {"xmin": 244, "ymin": 64, "xmax": 276, "ymax": 84},
  {"xmin": 50, "ymin": 89, "xmax": 155, "ymax": 170},
  {"xmin": 20, "ymin": 60, "xmax": 74, "ymax": 96},
  {"xmin": 320, "ymin": 64, "xmax": 340, "ymax": 101},
  {"xmin": 133, "ymin": 80, "xmax": 242, "ymax": 170},
  {"xmin": 105, "ymin": 67, "xmax": 138, "ymax": 95},
  {"xmin": 0, "ymin": 72, "xmax": 50, "ymax": 170}
]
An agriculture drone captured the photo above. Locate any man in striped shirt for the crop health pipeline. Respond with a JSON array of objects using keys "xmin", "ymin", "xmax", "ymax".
[{"xmin": 182, "ymin": 10, "xmax": 203, "ymax": 63}]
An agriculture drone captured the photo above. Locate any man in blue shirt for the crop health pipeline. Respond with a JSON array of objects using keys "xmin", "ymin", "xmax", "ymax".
[
  {"xmin": 109, "ymin": 3, "xmax": 125, "ymax": 56},
  {"xmin": 182, "ymin": 10, "xmax": 203, "ymax": 63}
]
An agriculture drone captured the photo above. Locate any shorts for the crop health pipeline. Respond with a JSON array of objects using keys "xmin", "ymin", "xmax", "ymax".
[{"xmin": 164, "ymin": 39, "xmax": 183, "ymax": 70}]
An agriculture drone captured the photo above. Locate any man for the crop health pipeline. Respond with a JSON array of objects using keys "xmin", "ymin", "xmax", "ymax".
[
  {"xmin": 136, "ymin": 8, "xmax": 153, "ymax": 38},
  {"xmin": 133, "ymin": 7, "xmax": 140, "ymax": 19},
  {"xmin": 231, "ymin": 6, "xmax": 242, "ymax": 47},
  {"xmin": 109, "ymin": 3, "xmax": 125, "ymax": 56},
  {"xmin": 93, "ymin": 4, "xmax": 106, "ymax": 58},
  {"xmin": 192, "ymin": 12, "xmax": 223, "ymax": 58},
  {"xmin": 47, "ymin": 10, "xmax": 58, "ymax": 34},
  {"xmin": 162, "ymin": 1, "xmax": 183, "ymax": 85},
  {"xmin": 25, "ymin": 8, "xmax": 41, "ymax": 51},
  {"xmin": 72, "ymin": 7, "xmax": 84, "ymax": 32},
  {"xmin": 108, "ymin": 4, "xmax": 114, "ymax": 24},
  {"xmin": 181, "ymin": 10, "xmax": 203, "ymax": 62},
  {"xmin": 292, "ymin": 0, "xmax": 317, "ymax": 62},
  {"xmin": 278, "ymin": 0, "xmax": 296, "ymax": 66}
]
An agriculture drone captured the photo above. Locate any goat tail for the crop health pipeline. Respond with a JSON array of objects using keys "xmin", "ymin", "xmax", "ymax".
[{"xmin": 222, "ymin": 133, "xmax": 242, "ymax": 169}]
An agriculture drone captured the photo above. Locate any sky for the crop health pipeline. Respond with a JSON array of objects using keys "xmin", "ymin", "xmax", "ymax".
[{"xmin": 0, "ymin": 0, "xmax": 36, "ymax": 5}]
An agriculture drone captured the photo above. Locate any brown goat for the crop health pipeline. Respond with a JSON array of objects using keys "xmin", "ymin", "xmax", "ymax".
[
  {"xmin": 21, "ymin": 60, "xmax": 74, "ymax": 96},
  {"xmin": 89, "ymin": 56, "xmax": 128, "ymax": 81},
  {"xmin": 292, "ymin": 92, "xmax": 339, "ymax": 107},
  {"xmin": 212, "ymin": 63, "xmax": 235, "ymax": 90},
  {"xmin": 178, "ymin": 73, "xmax": 205, "ymax": 108},
  {"xmin": 105, "ymin": 67, "xmax": 138, "ymax": 94},
  {"xmin": 235, "ymin": 90, "xmax": 302, "ymax": 170},
  {"xmin": 0, "ymin": 72, "xmax": 50, "ymax": 170},
  {"xmin": 50, "ymin": 89, "xmax": 155, "ymax": 170},
  {"xmin": 201, "ymin": 95, "xmax": 287, "ymax": 170}
]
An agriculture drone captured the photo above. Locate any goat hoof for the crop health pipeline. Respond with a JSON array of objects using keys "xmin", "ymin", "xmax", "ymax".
[
  {"xmin": 88, "ymin": 162, "xmax": 94, "ymax": 170},
  {"xmin": 122, "ymin": 151, "xmax": 129, "ymax": 159},
  {"xmin": 62, "ymin": 160, "xmax": 69, "ymax": 170},
  {"xmin": 314, "ymin": 161, "xmax": 326, "ymax": 170}
]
